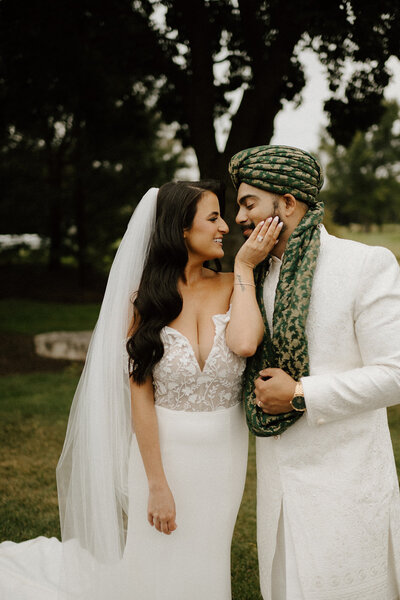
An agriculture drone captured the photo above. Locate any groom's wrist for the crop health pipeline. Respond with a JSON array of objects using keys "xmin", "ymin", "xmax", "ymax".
[{"xmin": 290, "ymin": 381, "xmax": 306, "ymax": 412}]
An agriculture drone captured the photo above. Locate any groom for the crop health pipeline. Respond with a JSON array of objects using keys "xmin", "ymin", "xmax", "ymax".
[{"xmin": 229, "ymin": 145, "xmax": 400, "ymax": 600}]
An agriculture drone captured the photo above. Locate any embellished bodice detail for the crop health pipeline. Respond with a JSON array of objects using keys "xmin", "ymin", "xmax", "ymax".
[{"xmin": 152, "ymin": 310, "xmax": 246, "ymax": 412}]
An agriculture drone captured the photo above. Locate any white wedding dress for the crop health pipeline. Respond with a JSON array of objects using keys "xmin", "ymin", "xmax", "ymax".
[{"xmin": 0, "ymin": 310, "xmax": 249, "ymax": 600}]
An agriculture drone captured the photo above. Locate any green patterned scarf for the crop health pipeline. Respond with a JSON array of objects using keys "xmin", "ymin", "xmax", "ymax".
[
  {"xmin": 229, "ymin": 144, "xmax": 323, "ymax": 206},
  {"xmin": 229, "ymin": 145, "xmax": 324, "ymax": 436}
]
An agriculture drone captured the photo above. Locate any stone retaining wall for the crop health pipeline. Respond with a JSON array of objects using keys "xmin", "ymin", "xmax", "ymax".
[{"xmin": 34, "ymin": 331, "xmax": 92, "ymax": 361}]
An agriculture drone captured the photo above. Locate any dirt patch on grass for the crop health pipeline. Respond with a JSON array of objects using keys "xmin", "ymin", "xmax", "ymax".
[{"xmin": 0, "ymin": 332, "xmax": 75, "ymax": 375}]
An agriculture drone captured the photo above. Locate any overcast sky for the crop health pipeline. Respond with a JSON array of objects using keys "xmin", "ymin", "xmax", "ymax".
[
  {"xmin": 181, "ymin": 52, "xmax": 400, "ymax": 179},
  {"xmin": 270, "ymin": 52, "xmax": 400, "ymax": 153}
]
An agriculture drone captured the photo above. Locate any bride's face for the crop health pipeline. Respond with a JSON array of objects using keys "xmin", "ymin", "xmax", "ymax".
[{"xmin": 184, "ymin": 192, "xmax": 229, "ymax": 261}]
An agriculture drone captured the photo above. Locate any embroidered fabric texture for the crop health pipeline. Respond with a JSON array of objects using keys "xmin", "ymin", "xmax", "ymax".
[
  {"xmin": 153, "ymin": 311, "xmax": 246, "ymax": 412},
  {"xmin": 256, "ymin": 229, "xmax": 400, "ymax": 600}
]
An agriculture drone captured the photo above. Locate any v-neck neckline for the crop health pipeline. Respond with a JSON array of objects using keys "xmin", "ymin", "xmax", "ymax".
[{"xmin": 163, "ymin": 312, "xmax": 226, "ymax": 374}]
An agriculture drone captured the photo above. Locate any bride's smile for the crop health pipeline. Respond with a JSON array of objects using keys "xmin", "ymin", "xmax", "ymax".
[{"xmin": 183, "ymin": 191, "xmax": 229, "ymax": 261}]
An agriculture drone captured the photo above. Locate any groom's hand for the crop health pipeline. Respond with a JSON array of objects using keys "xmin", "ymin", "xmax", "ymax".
[{"xmin": 254, "ymin": 368, "xmax": 296, "ymax": 414}]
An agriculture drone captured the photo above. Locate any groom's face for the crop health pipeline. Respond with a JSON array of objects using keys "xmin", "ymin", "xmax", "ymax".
[{"xmin": 235, "ymin": 183, "xmax": 284, "ymax": 239}]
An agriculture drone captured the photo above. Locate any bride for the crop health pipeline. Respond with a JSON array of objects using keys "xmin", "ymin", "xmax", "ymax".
[{"xmin": 0, "ymin": 181, "xmax": 281, "ymax": 599}]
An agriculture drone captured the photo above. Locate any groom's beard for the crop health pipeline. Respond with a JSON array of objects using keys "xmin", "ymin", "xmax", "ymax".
[{"xmin": 240, "ymin": 210, "xmax": 285, "ymax": 239}]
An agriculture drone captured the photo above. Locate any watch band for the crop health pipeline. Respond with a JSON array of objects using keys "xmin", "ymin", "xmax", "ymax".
[
  {"xmin": 290, "ymin": 381, "xmax": 306, "ymax": 412},
  {"xmin": 294, "ymin": 381, "xmax": 303, "ymax": 397}
]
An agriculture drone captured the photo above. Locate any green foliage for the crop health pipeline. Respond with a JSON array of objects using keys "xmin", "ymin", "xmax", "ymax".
[
  {"xmin": 139, "ymin": 0, "xmax": 400, "ymax": 180},
  {"xmin": 320, "ymin": 101, "xmax": 400, "ymax": 229},
  {"xmin": 2, "ymin": 1, "xmax": 400, "ymax": 274},
  {"xmin": 0, "ymin": 0, "xmax": 183, "ymax": 273}
]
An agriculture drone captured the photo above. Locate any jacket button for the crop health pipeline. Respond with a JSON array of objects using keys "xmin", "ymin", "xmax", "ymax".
[
  {"xmin": 274, "ymin": 435, "xmax": 280, "ymax": 440},
  {"xmin": 317, "ymin": 418, "xmax": 325, "ymax": 425}
]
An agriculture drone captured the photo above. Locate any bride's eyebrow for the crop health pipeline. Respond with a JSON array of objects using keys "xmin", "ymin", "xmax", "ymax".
[{"xmin": 207, "ymin": 211, "xmax": 219, "ymax": 217}]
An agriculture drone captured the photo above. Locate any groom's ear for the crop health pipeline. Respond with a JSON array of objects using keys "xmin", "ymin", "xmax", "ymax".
[{"xmin": 281, "ymin": 194, "xmax": 297, "ymax": 217}]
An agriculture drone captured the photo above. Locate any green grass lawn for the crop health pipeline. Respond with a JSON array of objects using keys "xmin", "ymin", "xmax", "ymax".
[
  {"xmin": 0, "ymin": 299, "xmax": 100, "ymax": 335},
  {"xmin": 334, "ymin": 225, "xmax": 400, "ymax": 261},
  {"xmin": 0, "ymin": 225, "xmax": 399, "ymax": 599},
  {"xmin": 0, "ymin": 371, "xmax": 399, "ymax": 599},
  {"xmin": 0, "ymin": 370, "xmax": 261, "ymax": 598},
  {"xmin": 0, "ymin": 372, "xmax": 80, "ymax": 540}
]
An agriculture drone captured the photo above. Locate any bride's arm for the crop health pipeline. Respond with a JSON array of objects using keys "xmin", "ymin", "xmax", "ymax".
[
  {"xmin": 226, "ymin": 218, "xmax": 282, "ymax": 356},
  {"xmin": 130, "ymin": 376, "xmax": 177, "ymax": 535}
]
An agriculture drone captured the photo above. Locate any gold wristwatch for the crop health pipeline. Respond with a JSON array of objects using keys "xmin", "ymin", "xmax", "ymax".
[{"xmin": 290, "ymin": 381, "xmax": 306, "ymax": 412}]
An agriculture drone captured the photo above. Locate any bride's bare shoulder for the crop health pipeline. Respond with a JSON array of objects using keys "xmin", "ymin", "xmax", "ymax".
[
  {"xmin": 218, "ymin": 271, "xmax": 234, "ymax": 284},
  {"xmin": 205, "ymin": 271, "xmax": 234, "ymax": 299},
  {"xmin": 203, "ymin": 269, "xmax": 233, "ymax": 285}
]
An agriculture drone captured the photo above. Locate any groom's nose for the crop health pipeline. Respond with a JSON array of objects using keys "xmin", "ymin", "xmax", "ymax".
[{"xmin": 235, "ymin": 205, "xmax": 248, "ymax": 224}]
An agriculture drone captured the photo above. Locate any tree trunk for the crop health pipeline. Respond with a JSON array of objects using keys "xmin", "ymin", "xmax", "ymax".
[
  {"xmin": 74, "ymin": 172, "xmax": 87, "ymax": 288},
  {"xmin": 71, "ymin": 119, "xmax": 89, "ymax": 288},
  {"xmin": 175, "ymin": 0, "xmax": 219, "ymax": 178},
  {"xmin": 46, "ymin": 146, "xmax": 63, "ymax": 272},
  {"xmin": 172, "ymin": 0, "xmax": 306, "ymax": 267}
]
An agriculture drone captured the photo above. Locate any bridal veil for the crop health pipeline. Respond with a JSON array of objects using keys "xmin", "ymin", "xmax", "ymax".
[{"xmin": 56, "ymin": 188, "xmax": 158, "ymax": 599}]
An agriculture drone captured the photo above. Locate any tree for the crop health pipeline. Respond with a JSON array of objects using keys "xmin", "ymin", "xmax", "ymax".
[
  {"xmin": 0, "ymin": 0, "xmax": 181, "ymax": 279},
  {"xmin": 138, "ymin": 0, "xmax": 400, "ymax": 184},
  {"xmin": 319, "ymin": 101, "xmax": 400, "ymax": 229}
]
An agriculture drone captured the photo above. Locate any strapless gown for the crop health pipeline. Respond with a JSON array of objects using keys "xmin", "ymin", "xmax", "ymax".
[{"xmin": 0, "ymin": 311, "xmax": 249, "ymax": 600}]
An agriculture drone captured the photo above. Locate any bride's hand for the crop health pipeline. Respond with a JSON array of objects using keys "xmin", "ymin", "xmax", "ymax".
[
  {"xmin": 235, "ymin": 217, "xmax": 283, "ymax": 269},
  {"xmin": 148, "ymin": 482, "xmax": 177, "ymax": 535}
]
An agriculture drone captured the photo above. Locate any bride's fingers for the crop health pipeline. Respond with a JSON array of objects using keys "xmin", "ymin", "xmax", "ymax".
[
  {"xmin": 250, "ymin": 216, "xmax": 280, "ymax": 244},
  {"xmin": 153, "ymin": 515, "xmax": 162, "ymax": 532},
  {"xmin": 150, "ymin": 512, "xmax": 176, "ymax": 535},
  {"xmin": 258, "ymin": 217, "xmax": 283, "ymax": 247},
  {"xmin": 248, "ymin": 218, "xmax": 269, "ymax": 241},
  {"xmin": 168, "ymin": 518, "xmax": 177, "ymax": 532},
  {"xmin": 157, "ymin": 520, "xmax": 164, "ymax": 533},
  {"xmin": 236, "ymin": 216, "xmax": 283, "ymax": 266},
  {"xmin": 160, "ymin": 519, "xmax": 170, "ymax": 535},
  {"xmin": 259, "ymin": 215, "xmax": 278, "ymax": 237}
]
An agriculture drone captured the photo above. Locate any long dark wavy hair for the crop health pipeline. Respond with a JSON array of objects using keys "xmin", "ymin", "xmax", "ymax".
[{"xmin": 127, "ymin": 180, "xmax": 225, "ymax": 384}]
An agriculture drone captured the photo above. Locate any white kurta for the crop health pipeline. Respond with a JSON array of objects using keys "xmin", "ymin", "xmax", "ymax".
[
  {"xmin": 262, "ymin": 254, "xmax": 304, "ymax": 600},
  {"xmin": 257, "ymin": 226, "xmax": 400, "ymax": 600}
]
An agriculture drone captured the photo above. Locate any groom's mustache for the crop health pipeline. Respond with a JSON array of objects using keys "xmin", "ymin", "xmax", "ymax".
[{"xmin": 239, "ymin": 223, "xmax": 255, "ymax": 237}]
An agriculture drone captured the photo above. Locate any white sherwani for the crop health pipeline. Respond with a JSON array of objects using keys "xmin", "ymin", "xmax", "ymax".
[{"xmin": 257, "ymin": 225, "xmax": 400, "ymax": 600}]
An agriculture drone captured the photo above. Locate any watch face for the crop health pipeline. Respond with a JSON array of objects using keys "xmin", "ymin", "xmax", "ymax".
[{"xmin": 292, "ymin": 395, "xmax": 306, "ymax": 411}]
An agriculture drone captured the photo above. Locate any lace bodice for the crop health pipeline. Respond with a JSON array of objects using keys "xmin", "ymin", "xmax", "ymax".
[{"xmin": 152, "ymin": 310, "xmax": 246, "ymax": 412}]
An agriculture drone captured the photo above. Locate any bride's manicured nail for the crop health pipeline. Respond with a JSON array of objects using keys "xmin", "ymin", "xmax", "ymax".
[
  {"xmin": 259, "ymin": 220, "xmax": 265, "ymax": 226},
  {"xmin": 266, "ymin": 217, "xmax": 273, "ymax": 223}
]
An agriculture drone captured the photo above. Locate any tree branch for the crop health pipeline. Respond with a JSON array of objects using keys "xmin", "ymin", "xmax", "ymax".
[
  {"xmin": 224, "ymin": 4, "xmax": 306, "ymax": 158},
  {"xmin": 171, "ymin": 0, "xmax": 219, "ymax": 175}
]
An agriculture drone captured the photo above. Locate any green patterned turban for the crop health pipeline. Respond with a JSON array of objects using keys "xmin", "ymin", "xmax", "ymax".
[{"xmin": 229, "ymin": 144, "xmax": 324, "ymax": 206}]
